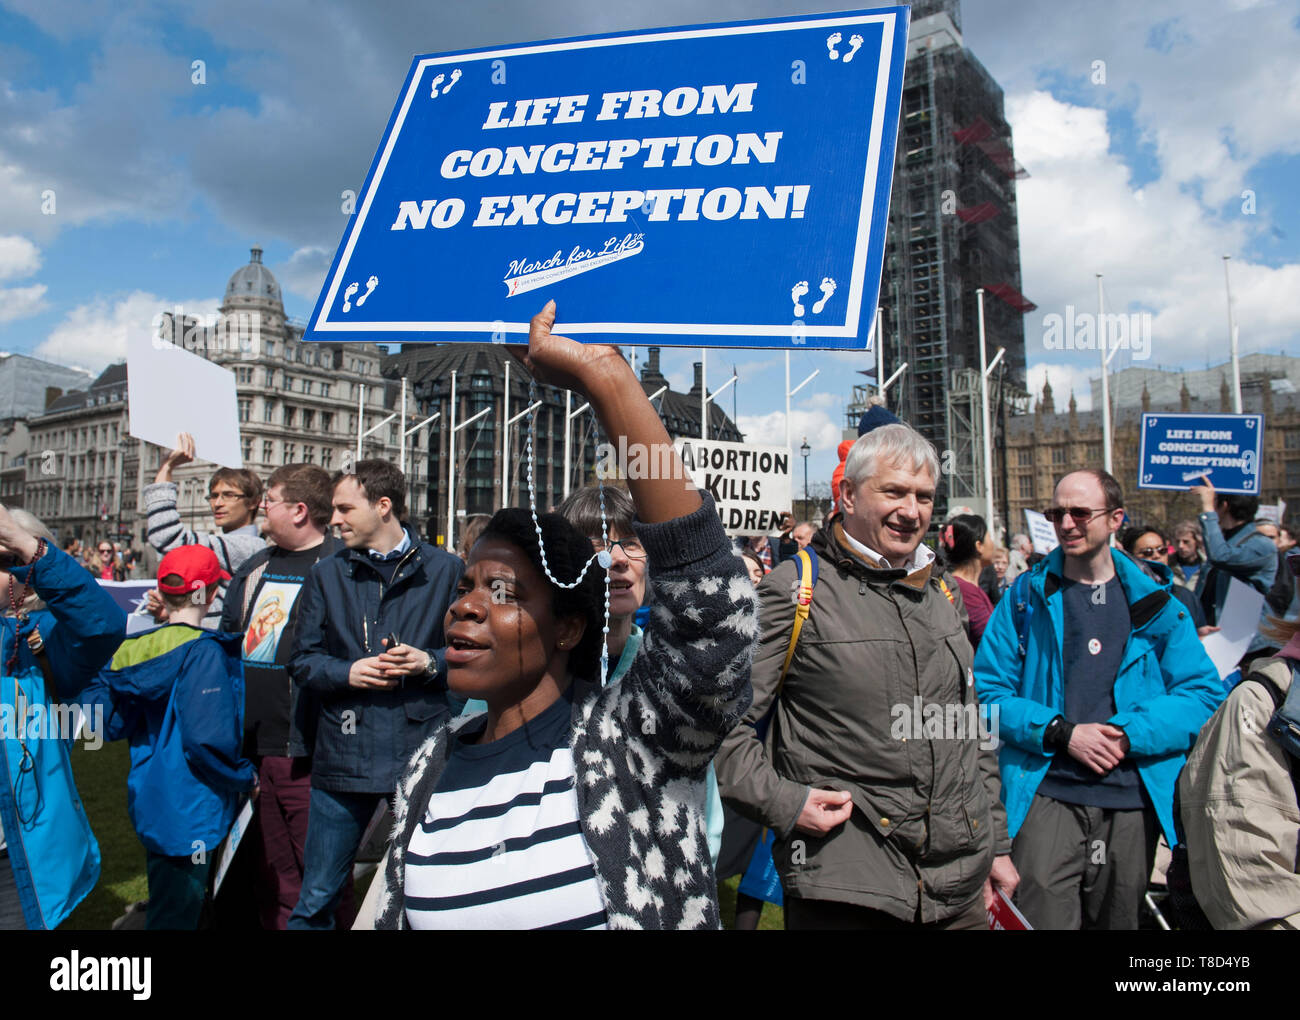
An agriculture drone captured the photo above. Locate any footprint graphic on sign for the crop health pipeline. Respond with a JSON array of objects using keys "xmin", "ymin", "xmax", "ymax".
[
  {"xmin": 356, "ymin": 275, "xmax": 379, "ymax": 307},
  {"xmin": 791, "ymin": 280, "xmax": 809, "ymax": 317},
  {"xmin": 843, "ymin": 34, "xmax": 864, "ymax": 62},
  {"xmin": 826, "ymin": 32, "xmax": 842, "ymax": 60},
  {"xmin": 812, "ymin": 277, "xmax": 836, "ymax": 314},
  {"xmin": 342, "ymin": 281, "xmax": 360, "ymax": 313},
  {"xmin": 430, "ymin": 68, "xmax": 462, "ymax": 97}
]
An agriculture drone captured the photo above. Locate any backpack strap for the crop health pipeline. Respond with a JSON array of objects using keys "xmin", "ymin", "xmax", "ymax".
[
  {"xmin": 755, "ymin": 548, "xmax": 818, "ymax": 750},
  {"xmin": 1265, "ymin": 664, "xmax": 1300, "ymax": 762},
  {"xmin": 777, "ymin": 548, "xmax": 818, "ymax": 690},
  {"xmin": 937, "ymin": 576, "xmax": 956, "ymax": 606}
]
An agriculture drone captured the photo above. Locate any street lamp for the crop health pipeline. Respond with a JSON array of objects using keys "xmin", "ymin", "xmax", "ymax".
[{"xmin": 800, "ymin": 436, "xmax": 811, "ymax": 521}]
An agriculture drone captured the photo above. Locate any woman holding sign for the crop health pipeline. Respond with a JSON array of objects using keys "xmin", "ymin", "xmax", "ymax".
[{"xmin": 355, "ymin": 303, "xmax": 756, "ymax": 929}]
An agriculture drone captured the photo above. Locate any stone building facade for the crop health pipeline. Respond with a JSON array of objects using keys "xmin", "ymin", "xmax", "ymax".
[
  {"xmin": 25, "ymin": 247, "xmax": 424, "ymax": 543},
  {"xmin": 1000, "ymin": 373, "xmax": 1300, "ymax": 536}
]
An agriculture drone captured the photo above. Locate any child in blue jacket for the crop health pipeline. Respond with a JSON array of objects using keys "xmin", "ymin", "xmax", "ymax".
[{"xmin": 84, "ymin": 545, "xmax": 255, "ymax": 929}]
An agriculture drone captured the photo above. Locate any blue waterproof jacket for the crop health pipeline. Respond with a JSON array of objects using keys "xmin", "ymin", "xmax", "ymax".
[
  {"xmin": 83, "ymin": 624, "xmax": 255, "ymax": 856},
  {"xmin": 973, "ymin": 547, "xmax": 1223, "ymax": 846},
  {"xmin": 0, "ymin": 544, "xmax": 126, "ymax": 929}
]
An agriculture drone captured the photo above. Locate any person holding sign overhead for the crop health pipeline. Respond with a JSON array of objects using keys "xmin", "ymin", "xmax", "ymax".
[
  {"xmin": 143, "ymin": 432, "xmax": 266, "ymax": 630},
  {"xmin": 1189, "ymin": 474, "xmax": 1277, "ymax": 628},
  {"xmin": 354, "ymin": 303, "xmax": 755, "ymax": 929}
]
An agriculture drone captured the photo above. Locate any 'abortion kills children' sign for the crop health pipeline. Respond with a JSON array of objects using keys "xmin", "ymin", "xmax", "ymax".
[
  {"xmin": 305, "ymin": 9, "xmax": 909, "ymax": 349},
  {"xmin": 674, "ymin": 438, "xmax": 792, "ymax": 535}
]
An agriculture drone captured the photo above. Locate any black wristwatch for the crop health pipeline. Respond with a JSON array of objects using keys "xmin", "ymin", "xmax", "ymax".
[{"xmin": 1043, "ymin": 715, "xmax": 1075, "ymax": 751}]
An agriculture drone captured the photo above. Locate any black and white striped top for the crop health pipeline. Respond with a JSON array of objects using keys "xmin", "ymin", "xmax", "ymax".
[{"xmin": 403, "ymin": 690, "xmax": 607, "ymax": 930}]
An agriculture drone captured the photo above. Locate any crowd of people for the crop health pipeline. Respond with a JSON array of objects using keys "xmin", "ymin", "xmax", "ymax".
[{"xmin": 1, "ymin": 304, "xmax": 1297, "ymax": 930}]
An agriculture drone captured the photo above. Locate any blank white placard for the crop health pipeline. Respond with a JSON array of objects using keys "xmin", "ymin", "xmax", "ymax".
[
  {"xmin": 1199, "ymin": 577, "xmax": 1267, "ymax": 680},
  {"xmin": 126, "ymin": 328, "xmax": 243, "ymax": 468}
]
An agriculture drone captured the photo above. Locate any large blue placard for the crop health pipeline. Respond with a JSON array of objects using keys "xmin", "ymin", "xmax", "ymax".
[
  {"xmin": 1137, "ymin": 413, "xmax": 1264, "ymax": 495},
  {"xmin": 304, "ymin": 8, "xmax": 910, "ymax": 348}
]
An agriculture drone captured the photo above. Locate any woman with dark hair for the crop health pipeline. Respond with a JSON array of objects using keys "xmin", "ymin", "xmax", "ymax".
[
  {"xmin": 939, "ymin": 514, "xmax": 996, "ymax": 648},
  {"xmin": 1120, "ymin": 524, "xmax": 1211, "ymax": 634},
  {"xmin": 355, "ymin": 302, "xmax": 756, "ymax": 929},
  {"xmin": 739, "ymin": 548, "xmax": 765, "ymax": 587}
]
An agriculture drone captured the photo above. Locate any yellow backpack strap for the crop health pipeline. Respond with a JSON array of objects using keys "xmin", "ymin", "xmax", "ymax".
[
  {"xmin": 938, "ymin": 576, "xmax": 956, "ymax": 605},
  {"xmin": 778, "ymin": 549, "xmax": 817, "ymax": 689}
]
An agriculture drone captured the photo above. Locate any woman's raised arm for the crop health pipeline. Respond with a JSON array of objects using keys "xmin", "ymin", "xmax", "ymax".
[{"xmin": 514, "ymin": 301, "xmax": 701, "ymax": 524}]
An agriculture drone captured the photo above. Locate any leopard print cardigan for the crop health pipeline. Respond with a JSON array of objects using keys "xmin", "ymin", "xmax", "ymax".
[{"xmin": 370, "ymin": 495, "xmax": 757, "ymax": 929}]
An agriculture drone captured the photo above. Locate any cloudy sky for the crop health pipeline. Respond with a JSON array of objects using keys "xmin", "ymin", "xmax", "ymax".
[{"xmin": 1, "ymin": 0, "xmax": 1297, "ymax": 490}]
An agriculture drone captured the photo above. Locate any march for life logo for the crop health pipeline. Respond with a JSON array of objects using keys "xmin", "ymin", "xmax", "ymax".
[
  {"xmin": 303, "ymin": 9, "xmax": 910, "ymax": 350},
  {"xmin": 503, "ymin": 232, "xmax": 645, "ymax": 296}
]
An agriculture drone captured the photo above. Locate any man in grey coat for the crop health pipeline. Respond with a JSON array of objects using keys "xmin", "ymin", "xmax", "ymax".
[{"xmin": 716, "ymin": 422, "xmax": 1018, "ymax": 928}]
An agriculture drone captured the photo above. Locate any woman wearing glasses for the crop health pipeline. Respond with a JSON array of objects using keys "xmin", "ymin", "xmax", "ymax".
[
  {"xmin": 1119, "ymin": 524, "xmax": 1213, "ymax": 637},
  {"xmin": 0, "ymin": 505, "xmax": 127, "ymax": 928},
  {"xmin": 91, "ymin": 541, "xmax": 125, "ymax": 582}
]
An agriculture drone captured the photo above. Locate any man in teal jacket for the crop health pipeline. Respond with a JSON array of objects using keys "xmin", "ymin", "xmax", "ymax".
[{"xmin": 974, "ymin": 469, "xmax": 1221, "ymax": 929}]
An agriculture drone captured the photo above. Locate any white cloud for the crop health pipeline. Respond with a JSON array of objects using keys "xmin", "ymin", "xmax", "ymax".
[
  {"xmin": 738, "ymin": 408, "xmax": 841, "ymax": 454},
  {"xmin": 801, "ymin": 391, "xmax": 840, "ymax": 411},
  {"xmin": 0, "ymin": 283, "xmax": 49, "ymax": 324},
  {"xmin": 34, "ymin": 290, "xmax": 220, "ymax": 373},
  {"xmin": 1010, "ymin": 89, "xmax": 1300, "ymax": 384},
  {"xmin": 969, "ymin": 2, "xmax": 1300, "ymax": 203},
  {"xmin": 0, "ymin": 235, "xmax": 41, "ymax": 281},
  {"xmin": 276, "ymin": 245, "xmax": 333, "ymax": 302}
]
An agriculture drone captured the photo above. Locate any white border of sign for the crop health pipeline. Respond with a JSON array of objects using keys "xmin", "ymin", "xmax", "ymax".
[
  {"xmin": 1137, "ymin": 412, "xmax": 1264, "ymax": 494},
  {"xmin": 309, "ymin": 11, "xmax": 901, "ymax": 341}
]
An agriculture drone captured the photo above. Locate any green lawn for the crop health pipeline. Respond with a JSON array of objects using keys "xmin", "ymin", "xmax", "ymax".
[
  {"xmin": 65, "ymin": 739, "xmax": 147, "ymax": 930},
  {"xmin": 60, "ymin": 740, "xmax": 784, "ymax": 930},
  {"xmin": 717, "ymin": 874, "xmax": 785, "ymax": 930}
]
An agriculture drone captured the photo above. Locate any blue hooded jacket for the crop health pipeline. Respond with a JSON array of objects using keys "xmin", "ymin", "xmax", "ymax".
[
  {"xmin": 83, "ymin": 624, "xmax": 255, "ymax": 856},
  {"xmin": 0, "ymin": 543, "xmax": 126, "ymax": 929},
  {"xmin": 973, "ymin": 546, "xmax": 1223, "ymax": 846}
]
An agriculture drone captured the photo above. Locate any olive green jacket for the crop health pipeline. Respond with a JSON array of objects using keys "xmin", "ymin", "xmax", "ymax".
[{"xmin": 715, "ymin": 517, "xmax": 1010, "ymax": 922}]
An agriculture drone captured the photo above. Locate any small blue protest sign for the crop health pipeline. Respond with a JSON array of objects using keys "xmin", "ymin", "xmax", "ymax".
[
  {"xmin": 1137, "ymin": 413, "xmax": 1264, "ymax": 495},
  {"xmin": 305, "ymin": 9, "xmax": 910, "ymax": 349}
]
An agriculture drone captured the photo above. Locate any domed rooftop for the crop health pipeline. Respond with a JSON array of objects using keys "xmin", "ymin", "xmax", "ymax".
[{"xmin": 224, "ymin": 245, "xmax": 282, "ymax": 307}]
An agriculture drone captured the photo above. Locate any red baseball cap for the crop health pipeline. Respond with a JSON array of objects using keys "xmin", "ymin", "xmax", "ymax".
[{"xmin": 157, "ymin": 545, "xmax": 231, "ymax": 594}]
